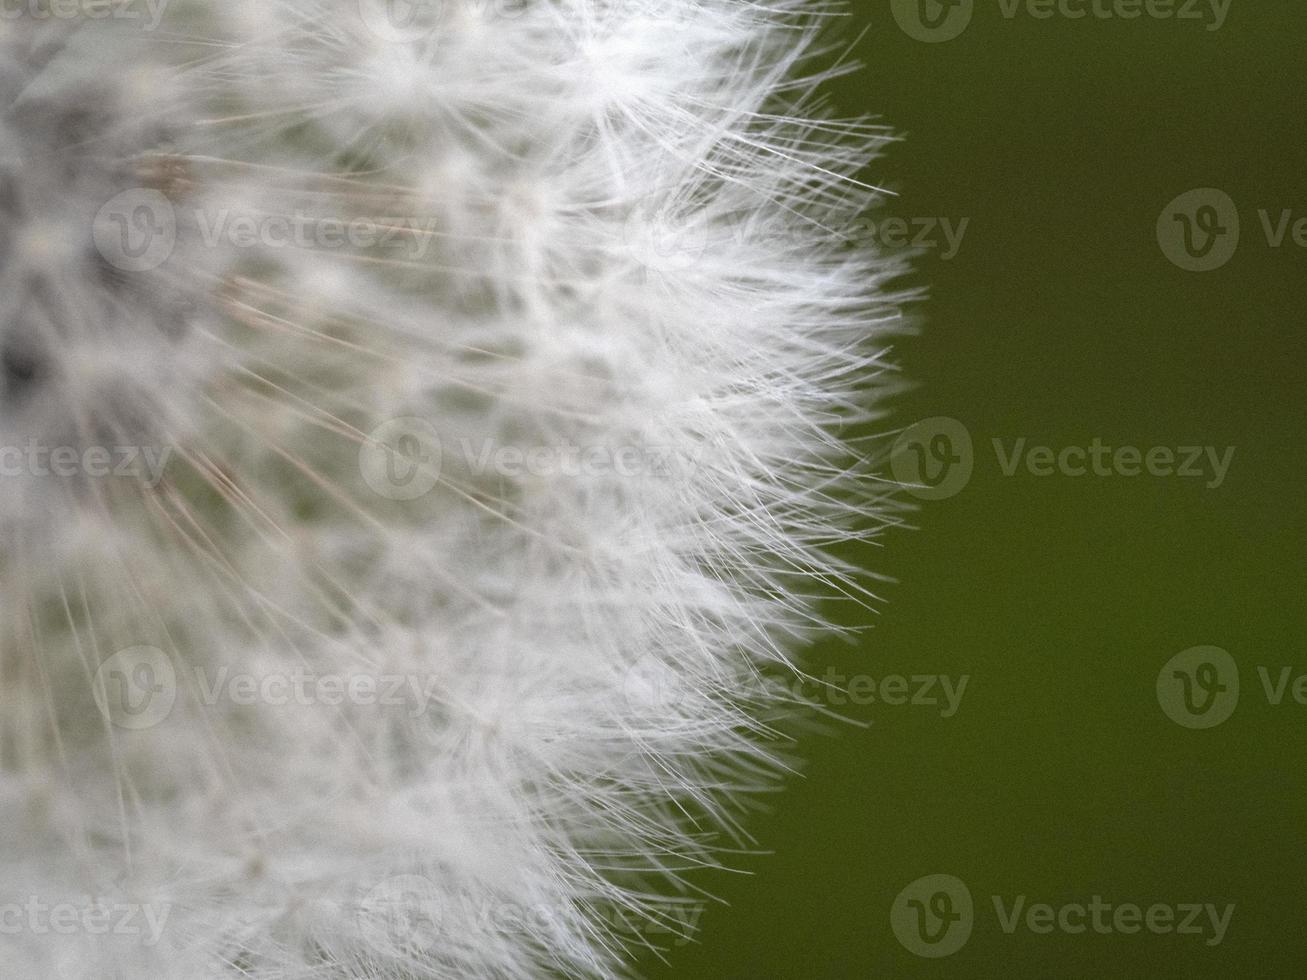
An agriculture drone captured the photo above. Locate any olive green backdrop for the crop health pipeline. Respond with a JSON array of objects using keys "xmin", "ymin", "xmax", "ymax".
[{"xmin": 643, "ymin": 1, "xmax": 1305, "ymax": 976}]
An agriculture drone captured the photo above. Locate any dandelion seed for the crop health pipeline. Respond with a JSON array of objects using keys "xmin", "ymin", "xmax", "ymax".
[{"xmin": 0, "ymin": 2, "xmax": 906, "ymax": 976}]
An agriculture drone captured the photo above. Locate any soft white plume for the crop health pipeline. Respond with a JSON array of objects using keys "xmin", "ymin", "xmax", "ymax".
[{"xmin": 0, "ymin": 1, "xmax": 904, "ymax": 976}]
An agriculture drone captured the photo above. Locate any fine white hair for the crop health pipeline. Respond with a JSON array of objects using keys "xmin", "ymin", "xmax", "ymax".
[{"xmin": 0, "ymin": 2, "xmax": 905, "ymax": 976}]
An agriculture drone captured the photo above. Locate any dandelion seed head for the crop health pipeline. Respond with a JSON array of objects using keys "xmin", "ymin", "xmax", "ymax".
[{"xmin": 1, "ymin": 2, "xmax": 906, "ymax": 976}]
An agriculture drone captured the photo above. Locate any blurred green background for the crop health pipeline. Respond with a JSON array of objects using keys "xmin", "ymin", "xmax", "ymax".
[{"xmin": 644, "ymin": 1, "xmax": 1306, "ymax": 976}]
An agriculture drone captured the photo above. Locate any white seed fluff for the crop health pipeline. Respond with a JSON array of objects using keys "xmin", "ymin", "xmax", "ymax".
[{"xmin": 0, "ymin": 2, "xmax": 905, "ymax": 977}]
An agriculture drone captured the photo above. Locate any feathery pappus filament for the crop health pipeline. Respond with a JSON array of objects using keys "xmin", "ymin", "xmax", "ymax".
[{"xmin": 0, "ymin": 2, "xmax": 906, "ymax": 976}]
